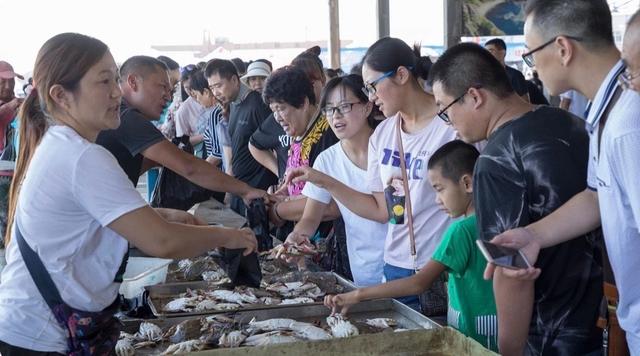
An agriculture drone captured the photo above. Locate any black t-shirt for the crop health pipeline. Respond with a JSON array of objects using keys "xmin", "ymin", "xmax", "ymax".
[
  {"xmin": 228, "ymin": 88, "xmax": 277, "ymax": 190},
  {"xmin": 474, "ymin": 106, "xmax": 602, "ymax": 354},
  {"xmin": 249, "ymin": 113, "xmax": 291, "ymax": 179},
  {"xmin": 96, "ymin": 101, "xmax": 165, "ymax": 186},
  {"xmin": 526, "ymin": 81, "xmax": 549, "ymax": 105},
  {"xmin": 505, "ymin": 65, "xmax": 529, "ymax": 97}
]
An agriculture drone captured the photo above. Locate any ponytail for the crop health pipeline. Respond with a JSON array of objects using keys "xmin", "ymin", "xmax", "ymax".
[
  {"xmin": 5, "ymin": 90, "xmax": 49, "ymax": 244},
  {"xmin": 412, "ymin": 43, "xmax": 433, "ymax": 81}
]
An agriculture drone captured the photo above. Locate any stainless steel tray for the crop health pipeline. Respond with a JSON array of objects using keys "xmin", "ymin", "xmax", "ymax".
[
  {"xmin": 147, "ymin": 272, "xmax": 356, "ymax": 318},
  {"xmin": 122, "ymin": 298, "xmax": 441, "ymax": 355}
]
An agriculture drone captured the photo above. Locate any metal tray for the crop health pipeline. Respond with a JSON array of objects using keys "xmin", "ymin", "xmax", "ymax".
[
  {"xmin": 147, "ymin": 272, "xmax": 357, "ymax": 318},
  {"xmin": 122, "ymin": 299, "xmax": 442, "ymax": 355}
]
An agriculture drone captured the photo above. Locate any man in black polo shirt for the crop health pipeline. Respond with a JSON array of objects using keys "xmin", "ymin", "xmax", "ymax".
[
  {"xmin": 430, "ymin": 43, "xmax": 602, "ymax": 355},
  {"xmin": 205, "ymin": 59, "xmax": 277, "ymax": 215},
  {"xmin": 97, "ymin": 56, "xmax": 266, "ymax": 207},
  {"xmin": 485, "ymin": 38, "xmax": 530, "ymax": 102}
]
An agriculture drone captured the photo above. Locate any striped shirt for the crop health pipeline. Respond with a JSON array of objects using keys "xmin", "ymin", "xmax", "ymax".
[{"xmin": 203, "ymin": 106, "xmax": 223, "ymax": 160}]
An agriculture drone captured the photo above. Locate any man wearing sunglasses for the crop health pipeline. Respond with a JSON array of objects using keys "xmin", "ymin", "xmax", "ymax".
[{"xmin": 487, "ymin": 1, "xmax": 640, "ymax": 355}]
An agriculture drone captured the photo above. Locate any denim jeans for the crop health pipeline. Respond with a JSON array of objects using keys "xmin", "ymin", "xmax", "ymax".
[{"xmin": 383, "ymin": 263, "xmax": 420, "ymax": 311}]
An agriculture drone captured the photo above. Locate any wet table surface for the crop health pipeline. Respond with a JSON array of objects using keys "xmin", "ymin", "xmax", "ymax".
[{"xmin": 192, "ymin": 199, "xmax": 247, "ymax": 229}]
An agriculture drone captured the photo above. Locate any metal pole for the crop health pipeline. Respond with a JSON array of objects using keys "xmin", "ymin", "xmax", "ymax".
[
  {"xmin": 444, "ymin": 0, "xmax": 463, "ymax": 48},
  {"xmin": 377, "ymin": 0, "xmax": 390, "ymax": 39},
  {"xmin": 329, "ymin": 0, "xmax": 341, "ymax": 69}
]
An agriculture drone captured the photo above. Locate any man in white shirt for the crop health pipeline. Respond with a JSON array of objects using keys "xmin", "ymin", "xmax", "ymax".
[{"xmin": 489, "ymin": 1, "xmax": 640, "ymax": 354}]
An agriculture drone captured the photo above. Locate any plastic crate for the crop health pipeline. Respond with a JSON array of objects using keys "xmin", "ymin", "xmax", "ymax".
[{"xmin": 119, "ymin": 257, "xmax": 172, "ymax": 299}]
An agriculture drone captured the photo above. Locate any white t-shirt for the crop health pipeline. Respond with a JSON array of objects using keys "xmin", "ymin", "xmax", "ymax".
[
  {"xmin": 367, "ymin": 114, "xmax": 456, "ymax": 269},
  {"xmin": 0, "ymin": 125, "xmax": 147, "ymax": 352},
  {"xmin": 302, "ymin": 142, "xmax": 386, "ymax": 287},
  {"xmin": 175, "ymin": 97, "xmax": 205, "ymax": 137},
  {"xmin": 588, "ymin": 85, "xmax": 640, "ymax": 338}
]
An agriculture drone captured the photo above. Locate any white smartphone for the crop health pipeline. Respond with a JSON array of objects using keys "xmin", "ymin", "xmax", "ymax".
[{"xmin": 476, "ymin": 239, "xmax": 532, "ymax": 270}]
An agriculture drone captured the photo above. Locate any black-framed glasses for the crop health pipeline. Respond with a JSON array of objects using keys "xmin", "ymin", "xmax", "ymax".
[
  {"xmin": 322, "ymin": 102, "xmax": 361, "ymax": 117},
  {"xmin": 437, "ymin": 92, "xmax": 467, "ymax": 124},
  {"xmin": 522, "ymin": 35, "xmax": 583, "ymax": 68},
  {"xmin": 619, "ymin": 68, "xmax": 640, "ymax": 90},
  {"xmin": 362, "ymin": 70, "xmax": 396, "ymax": 97}
]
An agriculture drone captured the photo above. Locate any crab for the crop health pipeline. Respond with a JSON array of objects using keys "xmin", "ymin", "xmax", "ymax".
[
  {"xmin": 326, "ymin": 314, "xmax": 359, "ymax": 338},
  {"xmin": 161, "ymin": 339, "xmax": 204, "ymax": 354}
]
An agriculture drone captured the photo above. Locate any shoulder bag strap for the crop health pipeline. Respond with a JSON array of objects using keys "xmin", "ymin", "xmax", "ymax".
[
  {"xmin": 13, "ymin": 218, "xmax": 65, "ymax": 310},
  {"xmin": 395, "ymin": 117, "xmax": 418, "ymax": 271}
]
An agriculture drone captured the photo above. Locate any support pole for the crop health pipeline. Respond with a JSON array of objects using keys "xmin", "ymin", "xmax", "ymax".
[
  {"xmin": 329, "ymin": 0, "xmax": 341, "ymax": 69},
  {"xmin": 376, "ymin": 0, "xmax": 390, "ymax": 39}
]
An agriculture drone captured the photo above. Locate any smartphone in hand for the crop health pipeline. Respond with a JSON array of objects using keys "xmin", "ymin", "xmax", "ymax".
[{"xmin": 476, "ymin": 239, "xmax": 532, "ymax": 269}]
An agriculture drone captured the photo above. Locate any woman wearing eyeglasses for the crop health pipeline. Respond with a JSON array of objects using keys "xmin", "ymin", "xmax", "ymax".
[
  {"xmin": 283, "ymin": 74, "xmax": 386, "ymax": 287},
  {"xmin": 288, "ymin": 37, "xmax": 457, "ymax": 313}
]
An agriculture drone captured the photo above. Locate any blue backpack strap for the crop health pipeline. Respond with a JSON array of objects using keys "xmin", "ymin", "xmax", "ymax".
[{"xmin": 13, "ymin": 219, "xmax": 65, "ymax": 310}]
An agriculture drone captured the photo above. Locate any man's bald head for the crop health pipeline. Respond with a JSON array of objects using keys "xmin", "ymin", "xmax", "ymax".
[{"xmin": 120, "ymin": 56, "xmax": 167, "ymax": 80}]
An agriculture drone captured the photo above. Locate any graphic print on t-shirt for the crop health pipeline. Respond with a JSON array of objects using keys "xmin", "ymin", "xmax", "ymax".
[{"xmin": 379, "ymin": 148, "xmax": 428, "ymax": 181}]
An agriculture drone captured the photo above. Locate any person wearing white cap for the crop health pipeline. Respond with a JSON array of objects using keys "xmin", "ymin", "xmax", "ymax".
[
  {"xmin": 0, "ymin": 61, "xmax": 24, "ymax": 158},
  {"xmin": 241, "ymin": 60, "xmax": 271, "ymax": 93}
]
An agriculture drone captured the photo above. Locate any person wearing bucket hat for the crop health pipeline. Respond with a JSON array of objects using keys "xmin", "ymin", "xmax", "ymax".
[{"xmin": 241, "ymin": 61, "xmax": 271, "ymax": 93}]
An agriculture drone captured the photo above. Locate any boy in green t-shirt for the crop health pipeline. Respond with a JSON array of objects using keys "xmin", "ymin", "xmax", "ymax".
[{"xmin": 325, "ymin": 140, "xmax": 498, "ymax": 351}]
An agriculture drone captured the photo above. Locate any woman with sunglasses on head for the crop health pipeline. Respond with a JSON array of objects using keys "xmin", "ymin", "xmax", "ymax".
[
  {"xmin": 0, "ymin": 33, "xmax": 257, "ymax": 355},
  {"xmin": 287, "ymin": 37, "xmax": 456, "ymax": 312},
  {"xmin": 284, "ymin": 74, "xmax": 387, "ymax": 287}
]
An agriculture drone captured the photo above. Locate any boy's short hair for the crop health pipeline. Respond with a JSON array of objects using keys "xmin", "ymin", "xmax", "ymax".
[{"xmin": 427, "ymin": 140, "xmax": 480, "ymax": 182}]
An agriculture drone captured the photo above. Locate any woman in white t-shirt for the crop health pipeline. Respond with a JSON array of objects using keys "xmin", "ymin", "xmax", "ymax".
[
  {"xmin": 0, "ymin": 33, "xmax": 257, "ymax": 355},
  {"xmin": 285, "ymin": 74, "xmax": 387, "ymax": 287},
  {"xmin": 287, "ymin": 38, "xmax": 456, "ymax": 312}
]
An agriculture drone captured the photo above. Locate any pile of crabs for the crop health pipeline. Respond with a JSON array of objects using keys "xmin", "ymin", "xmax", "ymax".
[{"xmin": 116, "ymin": 314, "xmax": 404, "ymax": 355}]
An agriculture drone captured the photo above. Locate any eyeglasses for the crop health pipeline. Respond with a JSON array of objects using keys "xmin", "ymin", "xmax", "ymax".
[
  {"xmin": 362, "ymin": 70, "xmax": 396, "ymax": 97},
  {"xmin": 322, "ymin": 102, "xmax": 361, "ymax": 117},
  {"xmin": 619, "ymin": 68, "xmax": 640, "ymax": 90},
  {"xmin": 522, "ymin": 35, "xmax": 583, "ymax": 68},
  {"xmin": 437, "ymin": 92, "xmax": 467, "ymax": 124}
]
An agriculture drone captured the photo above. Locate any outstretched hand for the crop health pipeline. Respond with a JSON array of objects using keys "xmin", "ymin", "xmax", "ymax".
[
  {"xmin": 483, "ymin": 227, "xmax": 542, "ymax": 281},
  {"xmin": 285, "ymin": 167, "xmax": 327, "ymax": 188},
  {"xmin": 324, "ymin": 291, "xmax": 359, "ymax": 316}
]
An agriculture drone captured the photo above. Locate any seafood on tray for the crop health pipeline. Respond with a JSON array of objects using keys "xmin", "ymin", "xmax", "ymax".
[
  {"xmin": 117, "ymin": 314, "xmax": 403, "ymax": 354},
  {"xmin": 173, "ymin": 256, "xmax": 231, "ymax": 283},
  {"xmin": 326, "ymin": 314, "xmax": 359, "ymax": 338},
  {"xmin": 161, "ymin": 278, "xmax": 338, "ymax": 313},
  {"xmin": 261, "ymin": 242, "xmax": 318, "ymax": 260}
]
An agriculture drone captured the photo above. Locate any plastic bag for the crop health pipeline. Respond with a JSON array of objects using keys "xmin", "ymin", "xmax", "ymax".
[
  {"xmin": 245, "ymin": 199, "xmax": 273, "ymax": 252},
  {"xmin": 150, "ymin": 135, "xmax": 214, "ymax": 210},
  {"xmin": 222, "ymin": 248, "xmax": 262, "ymax": 288}
]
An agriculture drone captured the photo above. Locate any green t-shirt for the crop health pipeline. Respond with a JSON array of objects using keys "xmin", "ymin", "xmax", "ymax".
[{"xmin": 431, "ymin": 215, "xmax": 498, "ymax": 352}]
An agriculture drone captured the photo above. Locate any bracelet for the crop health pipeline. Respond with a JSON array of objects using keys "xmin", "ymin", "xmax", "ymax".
[{"xmin": 274, "ymin": 202, "xmax": 285, "ymax": 222}]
